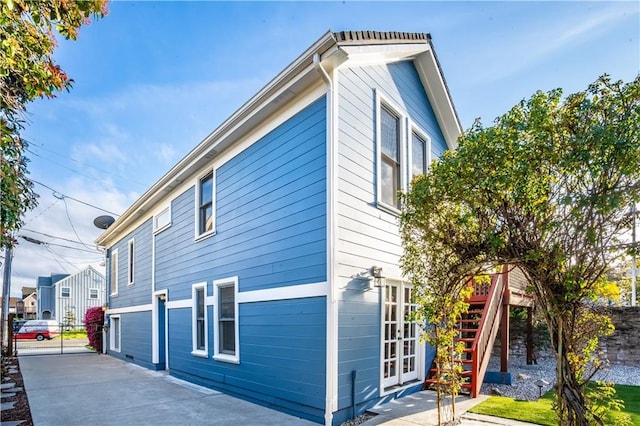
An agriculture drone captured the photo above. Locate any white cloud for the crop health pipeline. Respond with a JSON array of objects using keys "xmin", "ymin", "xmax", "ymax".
[{"xmin": 154, "ymin": 143, "xmax": 178, "ymax": 164}]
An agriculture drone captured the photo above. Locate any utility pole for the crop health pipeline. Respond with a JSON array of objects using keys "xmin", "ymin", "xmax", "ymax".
[{"xmin": 1, "ymin": 247, "xmax": 13, "ymax": 350}]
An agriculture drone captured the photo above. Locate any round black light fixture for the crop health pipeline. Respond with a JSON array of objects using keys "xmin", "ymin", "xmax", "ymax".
[{"xmin": 93, "ymin": 215, "xmax": 115, "ymax": 230}]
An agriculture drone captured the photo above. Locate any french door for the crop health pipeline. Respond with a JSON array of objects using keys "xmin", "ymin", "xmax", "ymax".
[{"xmin": 382, "ymin": 281, "xmax": 419, "ymax": 389}]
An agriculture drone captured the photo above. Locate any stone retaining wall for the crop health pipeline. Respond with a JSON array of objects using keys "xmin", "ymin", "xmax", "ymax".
[{"xmin": 492, "ymin": 306, "xmax": 640, "ymax": 366}]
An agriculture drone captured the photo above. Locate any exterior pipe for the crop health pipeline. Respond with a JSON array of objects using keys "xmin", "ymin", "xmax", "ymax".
[{"xmin": 351, "ymin": 370, "xmax": 357, "ymax": 420}]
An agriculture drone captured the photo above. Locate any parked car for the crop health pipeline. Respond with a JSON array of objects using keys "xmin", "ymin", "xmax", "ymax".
[{"xmin": 15, "ymin": 320, "xmax": 60, "ymax": 341}]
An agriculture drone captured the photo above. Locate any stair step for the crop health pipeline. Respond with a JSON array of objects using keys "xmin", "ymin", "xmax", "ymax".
[
  {"xmin": 457, "ymin": 328, "xmax": 478, "ymax": 333},
  {"xmin": 457, "ymin": 319, "xmax": 481, "ymax": 323},
  {"xmin": 429, "ymin": 368, "xmax": 472, "ymax": 376},
  {"xmin": 454, "ymin": 338, "xmax": 475, "ymax": 342}
]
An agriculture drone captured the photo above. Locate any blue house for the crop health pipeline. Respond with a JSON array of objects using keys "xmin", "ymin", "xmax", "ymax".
[{"xmin": 95, "ymin": 31, "xmax": 462, "ymax": 425}]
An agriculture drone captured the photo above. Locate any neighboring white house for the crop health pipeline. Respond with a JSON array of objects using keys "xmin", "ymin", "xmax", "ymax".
[{"xmin": 37, "ymin": 266, "xmax": 106, "ymax": 325}]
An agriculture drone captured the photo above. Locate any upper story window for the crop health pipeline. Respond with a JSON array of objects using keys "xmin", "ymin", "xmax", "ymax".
[
  {"xmin": 89, "ymin": 289, "xmax": 99, "ymax": 299},
  {"xmin": 61, "ymin": 287, "xmax": 70, "ymax": 298},
  {"xmin": 197, "ymin": 172, "xmax": 214, "ymax": 237},
  {"xmin": 410, "ymin": 129, "xmax": 430, "ymax": 180},
  {"xmin": 127, "ymin": 239, "xmax": 135, "ymax": 286},
  {"xmin": 110, "ymin": 249, "xmax": 119, "ymax": 296},
  {"xmin": 376, "ymin": 90, "xmax": 432, "ymax": 213},
  {"xmin": 153, "ymin": 206, "xmax": 171, "ymax": 233},
  {"xmin": 213, "ymin": 276, "xmax": 239, "ymax": 364},
  {"xmin": 191, "ymin": 282, "xmax": 208, "ymax": 357}
]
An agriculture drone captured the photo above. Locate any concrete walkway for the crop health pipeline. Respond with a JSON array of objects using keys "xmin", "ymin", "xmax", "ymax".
[
  {"xmin": 362, "ymin": 389, "xmax": 538, "ymax": 426},
  {"xmin": 19, "ymin": 353, "xmax": 538, "ymax": 426},
  {"xmin": 19, "ymin": 353, "xmax": 315, "ymax": 426}
]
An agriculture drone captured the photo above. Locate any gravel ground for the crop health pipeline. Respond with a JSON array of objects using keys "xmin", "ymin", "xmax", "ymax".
[{"xmin": 481, "ymin": 356, "xmax": 640, "ymax": 400}]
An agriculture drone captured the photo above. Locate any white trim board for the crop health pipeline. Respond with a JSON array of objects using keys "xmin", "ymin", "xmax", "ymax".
[
  {"xmin": 237, "ymin": 281, "xmax": 328, "ymax": 304},
  {"xmin": 106, "ymin": 304, "xmax": 152, "ymax": 315}
]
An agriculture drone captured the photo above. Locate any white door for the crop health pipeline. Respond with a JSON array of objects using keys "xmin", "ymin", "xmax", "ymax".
[{"xmin": 382, "ymin": 282, "xmax": 419, "ymax": 389}]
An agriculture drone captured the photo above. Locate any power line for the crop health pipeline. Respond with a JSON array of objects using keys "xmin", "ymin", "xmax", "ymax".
[
  {"xmin": 19, "ymin": 235, "xmax": 100, "ymax": 254},
  {"xmin": 22, "ymin": 228, "xmax": 96, "ymax": 246},
  {"xmin": 26, "ymin": 140, "xmax": 148, "ymax": 190},
  {"xmin": 61, "ymin": 197, "xmax": 94, "ymax": 250},
  {"xmin": 26, "ymin": 147, "xmax": 105, "ymax": 187},
  {"xmin": 31, "ymin": 179, "xmax": 121, "ymax": 217}
]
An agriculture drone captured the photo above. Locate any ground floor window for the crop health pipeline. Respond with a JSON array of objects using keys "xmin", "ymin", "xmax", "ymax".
[
  {"xmin": 213, "ymin": 276, "xmax": 239, "ymax": 364},
  {"xmin": 110, "ymin": 315, "xmax": 121, "ymax": 352},
  {"xmin": 191, "ymin": 282, "xmax": 208, "ymax": 357}
]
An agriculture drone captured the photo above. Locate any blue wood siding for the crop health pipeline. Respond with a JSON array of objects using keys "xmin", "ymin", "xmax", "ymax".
[
  {"xmin": 108, "ymin": 218, "xmax": 153, "ymax": 309},
  {"xmin": 154, "ymin": 96, "xmax": 327, "ymax": 300},
  {"xmin": 168, "ymin": 297, "xmax": 326, "ymax": 423},
  {"xmin": 107, "ymin": 311, "xmax": 154, "ymax": 369},
  {"xmin": 334, "ymin": 61, "xmax": 449, "ymax": 421}
]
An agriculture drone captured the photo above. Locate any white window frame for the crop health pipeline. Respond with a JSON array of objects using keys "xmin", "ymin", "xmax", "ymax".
[
  {"xmin": 191, "ymin": 282, "xmax": 208, "ymax": 357},
  {"xmin": 89, "ymin": 289, "xmax": 99, "ymax": 299},
  {"xmin": 195, "ymin": 169, "xmax": 216, "ymax": 240},
  {"xmin": 110, "ymin": 249, "xmax": 119, "ymax": 296},
  {"xmin": 127, "ymin": 239, "xmax": 135, "ymax": 286},
  {"xmin": 61, "ymin": 287, "xmax": 71, "ymax": 298},
  {"xmin": 408, "ymin": 123, "xmax": 432, "ymax": 184},
  {"xmin": 375, "ymin": 90, "xmax": 406, "ymax": 214},
  {"xmin": 213, "ymin": 276, "xmax": 239, "ymax": 364},
  {"xmin": 110, "ymin": 315, "xmax": 121, "ymax": 352},
  {"xmin": 153, "ymin": 205, "xmax": 172, "ymax": 234}
]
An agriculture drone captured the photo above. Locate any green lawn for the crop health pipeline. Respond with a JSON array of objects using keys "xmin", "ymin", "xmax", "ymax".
[{"xmin": 469, "ymin": 384, "xmax": 640, "ymax": 425}]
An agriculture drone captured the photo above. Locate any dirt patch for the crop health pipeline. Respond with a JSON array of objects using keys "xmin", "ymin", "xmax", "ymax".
[{"xmin": 1, "ymin": 356, "xmax": 33, "ymax": 426}]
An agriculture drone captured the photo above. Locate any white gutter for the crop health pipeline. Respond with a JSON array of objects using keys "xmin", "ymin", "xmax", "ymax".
[{"xmin": 314, "ymin": 51, "xmax": 338, "ymax": 426}]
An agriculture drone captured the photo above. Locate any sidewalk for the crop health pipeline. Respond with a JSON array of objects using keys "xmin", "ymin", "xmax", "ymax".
[{"xmin": 19, "ymin": 353, "xmax": 315, "ymax": 426}]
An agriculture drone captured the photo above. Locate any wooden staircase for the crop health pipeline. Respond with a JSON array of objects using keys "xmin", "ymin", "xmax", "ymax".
[{"xmin": 423, "ymin": 268, "xmax": 508, "ymax": 397}]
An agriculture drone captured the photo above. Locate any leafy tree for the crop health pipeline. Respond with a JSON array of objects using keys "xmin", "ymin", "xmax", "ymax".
[
  {"xmin": 63, "ymin": 307, "xmax": 76, "ymax": 329},
  {"xmin": 0, "ymin": 0, "xmax": 108, "ymax": 248},
  {"xmin": 401, "ymin": 75, "xmax": 639, "ymax": 425}
]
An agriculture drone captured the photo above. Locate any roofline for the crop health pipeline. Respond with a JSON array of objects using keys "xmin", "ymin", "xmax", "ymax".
[
  {"xmin": 96, "ymin": 30, "xmax": 462, "ymax": 246},
  {"xmin": 96, "ymin": 30, "xmax": 337, "ymax": 246}
]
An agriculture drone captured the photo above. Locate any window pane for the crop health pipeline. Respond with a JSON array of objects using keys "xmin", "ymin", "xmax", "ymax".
[
  {"xmin": 381, "ymin": 107, "xmax": 399, "ymax": 160},
  {"xmin": 200, "ymin": 205, "xmax": 213, "ymax": 233},
  {"xmin": 220, "ymin": 321, "xmax": 235, "ymax": 353},
  {"xmin": 196, "ymin": 288, "xmax": 205, "ymax": 350},
  {"xmin": 381, "ymin": 159, "xmax": 398, "ymax": 207},
  {"xmin": 412, "ymin": 133, "xmax": 426, "ymax": 178},
  {"xmin": 196, "ymin": 288, "xmax": 204, "ymax": 318},
  {"xmin": 200, "ymin": 174, "xmax": 213, "ymax": 206},
  {"xmin": 155, "ymin": 208, "xmax": 170, "ymax": 230},
  {"xmin": 219, "ymin": 286, "xmax": 234, "ymax": 319}
]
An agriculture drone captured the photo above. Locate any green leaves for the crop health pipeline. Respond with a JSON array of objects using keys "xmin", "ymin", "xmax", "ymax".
[
  {"xmin": 0, "ymin": 0, "xmax": 107, "ymax": 248},
  {"xmin": 400, "ymin": 75, "xmax": 640, "ymax": 425}
]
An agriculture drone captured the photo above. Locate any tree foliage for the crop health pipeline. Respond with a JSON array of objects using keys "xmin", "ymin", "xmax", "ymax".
[
  {"xmin": 401, "ymin": 75, "xmax": 639, "ymax": 425},
  {"xmin": 0, "ymin": 0, "xmax": 108, "ymax": 248}
]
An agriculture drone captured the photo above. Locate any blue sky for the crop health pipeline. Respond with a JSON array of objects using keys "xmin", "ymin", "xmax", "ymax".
[{"xmin": 6, "ymin": 1, "xmax": 639, "ymax": 296}]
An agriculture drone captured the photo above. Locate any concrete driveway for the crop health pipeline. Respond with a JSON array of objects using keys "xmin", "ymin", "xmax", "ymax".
[{"xmin": 19, "ymin": 353, "xmax": 315, "ymax": 426}]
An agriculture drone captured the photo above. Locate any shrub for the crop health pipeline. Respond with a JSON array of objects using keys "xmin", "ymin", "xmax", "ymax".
[{"xmin": 84, "ymin": 307, "xmax": 104, "ymax": 351}]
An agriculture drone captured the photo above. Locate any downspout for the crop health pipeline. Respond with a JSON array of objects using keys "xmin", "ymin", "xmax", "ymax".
[{"xmin": 314, "ymin": 52, "xmax": 337, "ymax": 426}]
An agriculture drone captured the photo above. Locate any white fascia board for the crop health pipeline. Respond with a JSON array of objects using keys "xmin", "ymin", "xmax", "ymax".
[
  {"xmin": 414, "ymin": 49, "xmax": 462, "ymax": 150},
  {"xmin": 95, "ymin": 31, "xmax": 337, "ymax": 248}
]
